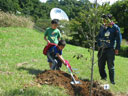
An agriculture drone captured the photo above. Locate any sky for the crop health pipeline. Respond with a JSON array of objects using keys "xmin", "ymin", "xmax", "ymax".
[
  {"xmin": 89, "ymin": 0, "xmax": 119, "ymax": 5},
  {"xmin": 39, "ymin": 0, "xmax": 119, "ymax": 5}
]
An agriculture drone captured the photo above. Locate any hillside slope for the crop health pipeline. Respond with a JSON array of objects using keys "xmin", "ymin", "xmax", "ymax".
[{"xmin": 0, "ymin": 27, "xmax": 128, "ymax": 96}]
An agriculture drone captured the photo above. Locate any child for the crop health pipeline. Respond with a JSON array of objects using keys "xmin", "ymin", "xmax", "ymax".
[
  {"xmin": 44, "ymin": 19, "xmax": 61, "ymax": 44},
  {"xmin": 47, "ymin": 40, "xmax": 67, "ymax": 70}
]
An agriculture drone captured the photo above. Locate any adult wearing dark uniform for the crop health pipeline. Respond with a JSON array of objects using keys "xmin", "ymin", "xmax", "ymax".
[{"xmin": 97, "ymin": 14, "xmax": 122, "ymax": 84}]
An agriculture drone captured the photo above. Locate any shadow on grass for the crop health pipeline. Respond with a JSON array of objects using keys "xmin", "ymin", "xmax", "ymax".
[
  {"xmin": 17, "ymin": 67, "xmax": 43, "ymax": 75},
  {"xmin": 79, "ymin": 77, "xmax": 90, "ymax": 82}
]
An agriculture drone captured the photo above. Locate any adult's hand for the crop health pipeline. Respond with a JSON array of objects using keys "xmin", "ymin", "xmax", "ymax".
[{"xmin": 115, "ymin": 50, "xmax": 119, "ymax": 55}]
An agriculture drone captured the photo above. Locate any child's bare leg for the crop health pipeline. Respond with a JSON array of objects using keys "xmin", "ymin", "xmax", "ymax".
[{"xmin": 49, "ymin": 62, "xmax": 52, "ymax": 68}]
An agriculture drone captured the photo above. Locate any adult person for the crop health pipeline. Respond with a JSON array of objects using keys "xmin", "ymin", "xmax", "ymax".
[{"xmin": 97, "ymin": 14, "xmax": 122, "ymax": 84}]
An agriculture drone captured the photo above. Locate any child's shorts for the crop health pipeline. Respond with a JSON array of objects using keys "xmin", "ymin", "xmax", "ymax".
[{"xmin": 47, "ymin": 52, "xmax": 62, "ymax": 70}]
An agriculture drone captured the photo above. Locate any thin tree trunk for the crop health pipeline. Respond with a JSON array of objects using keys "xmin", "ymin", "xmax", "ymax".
[
  {"xmin": 89, "ymin": 1, "xmax": 97, "ymax": 96},
  {"xmin": 89, "ymin": 41, "xmax": 95, "ymax": 96}
]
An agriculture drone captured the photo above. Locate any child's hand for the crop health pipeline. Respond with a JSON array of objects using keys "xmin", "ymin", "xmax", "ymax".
[
  {"xmin": 64, "ymin": 62, "xmax": 67, "ymax": 66},
  {"xmin": 47, "ymin": 40, "xmax": 50, "ymax": 43}
]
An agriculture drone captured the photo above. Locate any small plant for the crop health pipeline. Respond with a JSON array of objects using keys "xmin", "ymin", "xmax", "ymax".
[{"xmin": 0, "ymin": 11, "xmax": 34, "ymax": 28}]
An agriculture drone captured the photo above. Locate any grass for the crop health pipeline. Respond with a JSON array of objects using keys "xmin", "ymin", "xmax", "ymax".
[{"xmin": 0, "ymin": 27, "xmax": 128, "ymax": 96}]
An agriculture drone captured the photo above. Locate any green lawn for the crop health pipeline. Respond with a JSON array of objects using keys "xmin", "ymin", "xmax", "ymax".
[{"xmin": 0, "ymin": 27, "xmax": 128, "ymax": 96}]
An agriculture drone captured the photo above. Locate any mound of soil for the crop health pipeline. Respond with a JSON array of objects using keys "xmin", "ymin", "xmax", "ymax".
[{"xmin": 36, "ymin": 70, "xmax": 113, "ymax": 96}]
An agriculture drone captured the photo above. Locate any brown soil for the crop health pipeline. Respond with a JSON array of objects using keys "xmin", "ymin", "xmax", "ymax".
[{"xmin": 36, "ymin": 70, "xmax": 113, "ymax": 96}]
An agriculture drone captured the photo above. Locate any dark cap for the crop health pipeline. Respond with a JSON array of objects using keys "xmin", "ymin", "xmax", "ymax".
[
  {"xmin": 101, "ymin": 14, "xmax": 113, "ymax": 20},
  {"xmin": 101, "ymin": 14, "xmax": 108, "ymax": 19},
  {"xmin": 51, "ymin": 19, "xmax": 59, "ymax": 24},
  {"xmin": 58, "ymin": 40, "xmax": 66, "ymax": 46},
  {"xmin": 107, "ymin": 14, "xmax": 112, "ymax": 19}
]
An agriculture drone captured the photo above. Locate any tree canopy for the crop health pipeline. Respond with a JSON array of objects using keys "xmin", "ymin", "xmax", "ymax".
[{"xmin": 110, "ymin": 0, "xmax": 128, "ymax": 40}]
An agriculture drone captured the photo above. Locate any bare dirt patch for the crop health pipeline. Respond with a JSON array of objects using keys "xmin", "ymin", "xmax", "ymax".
[{"xmin": 36, "ymin": 70, "xmax": 113, "ymax": 96}]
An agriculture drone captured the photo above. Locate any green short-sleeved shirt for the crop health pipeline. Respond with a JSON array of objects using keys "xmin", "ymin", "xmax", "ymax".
[{"xmin": 44, "ymin": 27, "xmax": 61, "ymax": 44}]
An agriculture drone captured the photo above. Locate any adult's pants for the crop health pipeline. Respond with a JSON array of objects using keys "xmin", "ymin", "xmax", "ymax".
[{"xmin": 98, "ymin": 48, "xmax": 115, "ymax": 83}]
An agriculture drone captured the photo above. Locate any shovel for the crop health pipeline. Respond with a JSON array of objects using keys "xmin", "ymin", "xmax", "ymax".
[{"xmin": 65, "ymin": 60, "xmax": 81, "ymax": 84}]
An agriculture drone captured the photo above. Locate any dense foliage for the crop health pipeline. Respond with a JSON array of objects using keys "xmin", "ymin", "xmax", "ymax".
[
  {"xmin": 69, "ymin": 3, "xmax": 110, "ymax": 47},
  {"xmin": 0, "ymin": 0, "xmax": 90, "ymax": 20},
  {"xmin": 110, "ymin": 0, "xmax": 128, "ymax": 40}
]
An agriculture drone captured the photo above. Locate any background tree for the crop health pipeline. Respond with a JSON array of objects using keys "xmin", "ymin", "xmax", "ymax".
[
  {"xmin": 69, "ymin": 3, "xmax": 110, "ymax": 47},
  {"xmin": 0, "ymin": 0, "xmax": 21, "ymax": 13},
  {"xmin": 110, "ymin": 0, "xmax": 128, "ymax": 40},
  {"xmin": 69, "ymin": 2, "xmax": 111, "ymax": 96}
]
